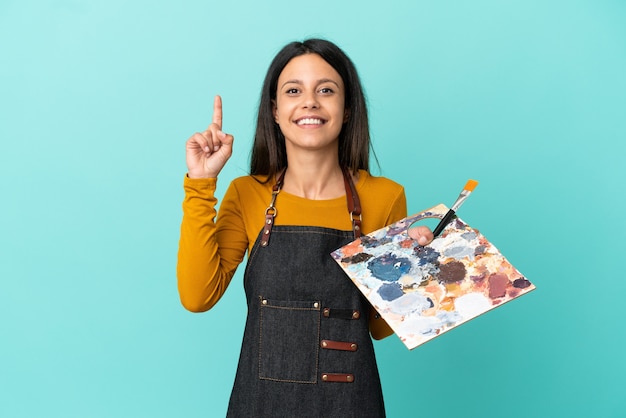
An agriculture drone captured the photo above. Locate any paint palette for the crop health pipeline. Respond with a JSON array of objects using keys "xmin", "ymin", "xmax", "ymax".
[{"xmin": 331, "ymin": 204, "xmax": 535, "ymax": 350}]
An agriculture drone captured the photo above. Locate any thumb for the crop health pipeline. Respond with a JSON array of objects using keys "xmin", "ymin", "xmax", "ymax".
[
  {"xmin": 216, "ymin": 130, "xmax": 234, "ymax": 148},
  {"xmin": 408, "ymin": 225, "xmax": 434, "ymax": 246}
]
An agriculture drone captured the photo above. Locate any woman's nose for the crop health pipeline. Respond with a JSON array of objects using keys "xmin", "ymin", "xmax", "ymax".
[{"xmin": 302, "ymin": 91, "xmax": 319, "ymax": 108}]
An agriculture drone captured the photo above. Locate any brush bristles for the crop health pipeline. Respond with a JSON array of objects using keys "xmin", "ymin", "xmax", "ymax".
[{"xmin": 464, "ymin": 179, "xmax": 479, "ymax": 192}]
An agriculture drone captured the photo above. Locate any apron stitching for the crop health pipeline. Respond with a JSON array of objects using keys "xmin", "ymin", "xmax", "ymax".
[{"xmin": 258, "ymin": 299, "xmax": 321, "ymax": 384}]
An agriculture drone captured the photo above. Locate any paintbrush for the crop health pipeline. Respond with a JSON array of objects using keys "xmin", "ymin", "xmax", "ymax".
[{"xmin": 432, "ymin": 179, "xmax": 479, "ymax": 238}]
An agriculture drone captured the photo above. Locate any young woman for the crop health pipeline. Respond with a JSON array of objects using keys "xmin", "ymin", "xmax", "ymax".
[{"xmin": 177, "ymin": 39, "xmax": 433, "ymax": 417}]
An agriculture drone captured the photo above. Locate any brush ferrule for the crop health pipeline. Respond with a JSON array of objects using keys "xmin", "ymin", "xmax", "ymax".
[{"xmin": 451, "ymin": 190, "xmax": 472, "ymax": 212}]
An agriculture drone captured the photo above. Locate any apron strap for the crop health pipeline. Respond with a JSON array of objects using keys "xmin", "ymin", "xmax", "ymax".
[
  {"xmin": 260, "ymin": 170, "xmax": 286, "ymax": 247},
  {"xmin": 342, "ymin": 167, "xmax": 362, "ymax": 238},
  {"xmin": 261, "ymin": 168, "xmax": 362, "ymax": 247}
]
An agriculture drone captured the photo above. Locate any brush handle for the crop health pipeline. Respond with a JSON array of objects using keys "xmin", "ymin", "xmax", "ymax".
[{"xmin": 432, "ymin": 209, "xmax": 457, "ymax": 238}]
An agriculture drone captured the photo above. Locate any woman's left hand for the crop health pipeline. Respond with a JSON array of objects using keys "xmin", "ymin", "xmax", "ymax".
[{"xmin": 408, "ymin": 226, "xmax": 434, "ymax": 246}]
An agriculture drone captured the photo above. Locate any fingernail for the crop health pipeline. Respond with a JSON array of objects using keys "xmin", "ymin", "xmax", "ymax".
[
  {"xmin": 213, "ymin": 145, "xmax": 220, "ymax": 151},
  {"xmin": 418, "ymin": 236, "xmax": 427, "ymax": 245},
  {"xmin": 217, "ymin": 130, "xmax": 226, "ymax": 140},
  {"xmin": 203, "ymin": 146, "xmax": 210, "ymax": 152}
]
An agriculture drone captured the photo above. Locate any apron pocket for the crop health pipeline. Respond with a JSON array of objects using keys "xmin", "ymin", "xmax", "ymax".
[{"xmin": 258, "ymin": 298, "xmax": 320, "ymax": 383}]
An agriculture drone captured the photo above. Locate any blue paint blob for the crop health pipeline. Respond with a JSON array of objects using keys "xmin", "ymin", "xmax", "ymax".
[
  {"xmin": 367, "ymin": 253, "xmax": 412, "ymax": 282},
  {"xmin": 462, "ymin": 231, "xmax": 478, "ymax": 241},
  {"xmin": 413, "ymin": 246, "xmax": 440, "ymax": 266},
  {"xmin": 386, "ymin": 224, "xmax": 407, "ymax": 236},
  {"xmin": 360, "ymin": 235, "xmax": 392, "ymax": 249},
  {"xmin": 378, "ymin": 282, "xmax": 404, "ymax": 301},
  {"xmin": 443, "ymin": 245, "xmax": 474, "ymax": 259}
]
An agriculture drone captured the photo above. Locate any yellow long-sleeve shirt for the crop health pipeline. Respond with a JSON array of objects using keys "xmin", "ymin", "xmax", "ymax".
[{"xmin": 176, "ymin": 170, "xmax": 407, "ymax": 339}]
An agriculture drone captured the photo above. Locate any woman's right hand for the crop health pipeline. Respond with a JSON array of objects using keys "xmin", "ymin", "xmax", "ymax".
[{"xmin": 186, "ymin": 95, "xmax": 234, "ymax": 178}]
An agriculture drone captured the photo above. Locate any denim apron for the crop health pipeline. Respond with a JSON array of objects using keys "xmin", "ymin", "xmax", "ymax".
[{"xmin": 226, "ymin": 169, "xmax": 386, "ymax": 417}]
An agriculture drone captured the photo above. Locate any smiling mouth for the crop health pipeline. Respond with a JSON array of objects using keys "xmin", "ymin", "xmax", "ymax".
[{"xmin": 296, "ymin": 117, "xmax": 326, "ymax": 126}]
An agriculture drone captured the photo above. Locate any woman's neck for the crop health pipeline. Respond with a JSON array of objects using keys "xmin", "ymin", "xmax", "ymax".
[{"xmin": 281, "ymin": 156, "xmax": 345, "ymax": 200}]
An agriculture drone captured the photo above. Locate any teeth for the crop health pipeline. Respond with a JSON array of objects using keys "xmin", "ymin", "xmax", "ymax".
[{"xmin": 297, "ymin": 118, "xmax": 323, "ymax": 125}]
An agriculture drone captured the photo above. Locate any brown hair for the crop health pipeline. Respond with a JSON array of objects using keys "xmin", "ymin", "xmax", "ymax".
[{"xmin": 250, "ymin": 39, "xmax": 374, "ymax": 180}]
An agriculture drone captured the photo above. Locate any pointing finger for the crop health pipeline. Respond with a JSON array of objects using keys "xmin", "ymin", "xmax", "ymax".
[{"xmin": 212, "ymin": 95, "xmax": 223, "ymax": 129}]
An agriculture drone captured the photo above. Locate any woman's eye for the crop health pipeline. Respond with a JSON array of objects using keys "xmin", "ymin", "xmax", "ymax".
[
  {"xmin": 319, "ymin": 87, "xmax": 334, "ymax": 94},
  {"xmin": 286, "ymin": 88, "xmax": 299, "ymax": 94}
]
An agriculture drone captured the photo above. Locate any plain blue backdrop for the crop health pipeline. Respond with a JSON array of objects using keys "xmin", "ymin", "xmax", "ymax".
[{"xmin": 1, "ymin": 0, "xmax": 625, "ymax": 417}]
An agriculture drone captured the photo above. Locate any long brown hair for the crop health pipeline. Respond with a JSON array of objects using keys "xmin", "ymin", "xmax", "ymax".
[{"xmin": 250, "ymin": 39, "xmax": 374, "ymax": 180}]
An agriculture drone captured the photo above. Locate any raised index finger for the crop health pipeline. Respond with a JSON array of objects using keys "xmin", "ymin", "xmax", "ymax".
[{"xmin": 212, "ymin": 95, "xmax": 223, "ymax": 129}]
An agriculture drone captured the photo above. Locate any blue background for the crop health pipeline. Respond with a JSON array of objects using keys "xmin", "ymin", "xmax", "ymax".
[{"xmin": 1, "ymin": 0, "xmax": 624, "ymax": 417}]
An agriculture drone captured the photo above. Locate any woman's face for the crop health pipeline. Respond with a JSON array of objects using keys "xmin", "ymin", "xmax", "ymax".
[{"xmin": 273, "ymin": 53, "xmax": 347, "ymax": 155}]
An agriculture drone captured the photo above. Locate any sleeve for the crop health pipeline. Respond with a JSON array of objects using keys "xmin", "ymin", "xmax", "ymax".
[
  {"xmin": 385, "ymin": 185, "xmax": 407, "ymax": 226},
  {"xmin": 176, "ymin": 176, "xmax": 248, "ymax": 312},
  {"xmin": 369, "ymin": 185, "xmax": 408, "ymax": 340}
]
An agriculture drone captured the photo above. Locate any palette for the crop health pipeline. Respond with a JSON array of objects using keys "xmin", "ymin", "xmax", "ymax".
[{"xmin": 331, "ymin": 204, "xmax": 535, "ymax": 350}]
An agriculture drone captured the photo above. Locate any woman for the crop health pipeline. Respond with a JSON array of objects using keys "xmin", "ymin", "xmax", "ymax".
[{"xmin": 177, "ymin": 39, "xmax": 433, "ymax": 417}]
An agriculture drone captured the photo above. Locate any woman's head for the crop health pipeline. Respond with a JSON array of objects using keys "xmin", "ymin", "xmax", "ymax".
[{"xmin": 250, "ymin": 39, "xmax": 371, "ymax": 178}]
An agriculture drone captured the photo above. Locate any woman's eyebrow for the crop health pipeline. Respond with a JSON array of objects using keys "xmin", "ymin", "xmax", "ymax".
[
  {"xmin": 318, "ymin": 78, "xmax": 340, "ymax": 87},
  {"xmin": 280, "ymin": 79, "xmax": 302, "ymax": 89},
  {"xmin": 280, "ymin": 78, "xmax": 341, "ymax": 89}
]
